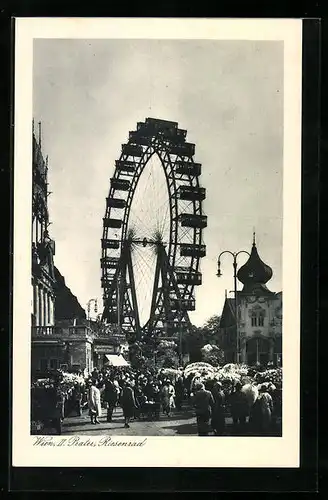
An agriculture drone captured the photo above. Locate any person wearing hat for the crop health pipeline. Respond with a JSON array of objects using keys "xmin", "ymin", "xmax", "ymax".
[
  {"xmin": 257, "ymin": 383, "xmax": 274, "ymax": 433},
  {"xmin": 71, "ymin": 381, "xmax": 83, "ymax": 417},
  {"xmin": 249, "ymin": 383, "xmax": 274, "ymax": 435},
  {"xmin": 103, "ymin": 373, "xmax": 118, "ymax": 423},
  {"xmin": 210, "ymin": 381, "xmax": 226, "ymax": 436},
  {"xmin": 191, "ymin": 382, "xmax": 215, "ymax": 436},
  {"xmin": 87, "ymin": 379, "xmax": 102, "ymax": 424},
  {"xmin": 190, "ymin": 372, "xmax": 201, "ymax": 397},
  {"xmin": 229, "ymin": 381, "xmax": 249, "ymax": 433},
  {"xmin": 161, "ymin": 379, "xmax": 175, "ymax": 417},
  {"xmin": 174, "ymin": 374, "xmax": 185, "ymax": 412},
  {"xmin": 120, "ymin": 379, "xmax": 138, "ymax": 428}
]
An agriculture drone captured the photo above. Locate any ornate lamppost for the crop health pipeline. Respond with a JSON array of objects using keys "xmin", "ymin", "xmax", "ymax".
[{"xmin": 217, "ymin": 250, "xmax": 250, "ymax": 363}]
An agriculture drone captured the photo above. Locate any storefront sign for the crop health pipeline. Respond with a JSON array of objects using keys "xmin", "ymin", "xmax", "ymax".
[{"xmin": 94, "ymin": 345, "xmax": 119, "ymax": 354}]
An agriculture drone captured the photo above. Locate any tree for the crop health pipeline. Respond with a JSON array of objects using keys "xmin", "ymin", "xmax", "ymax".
[
  {"xmin": 183, "ymin": 327, "xmax": 204, "ymax": 362},
  {"xmin": 182, "ymin": 315, "xmax": 222, "ymax": 362},
  {"xmin": 200, "ymin": 344, "xmax": 225, "ymax": 366},
  {"xmin": 155, "ymin": 340, "xmax": 179, "ymax": 369},
  {"xmin": 201, "ymin": 315, "xmax": 222, "ymax": 345}
]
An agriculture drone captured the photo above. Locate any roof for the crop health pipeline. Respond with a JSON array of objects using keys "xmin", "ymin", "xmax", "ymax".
[
  {"xmin": 226, "ymin": 298, "xmax": 236, "ymax": 316},
  {"xmin": 219, "ymin": 298, "xmax": 237, "ymax": 328},
  {"xmin": 237, "ymin": 241, "xmax": 273, "ymax": 291}
]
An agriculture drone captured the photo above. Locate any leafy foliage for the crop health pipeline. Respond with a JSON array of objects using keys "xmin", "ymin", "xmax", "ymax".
[
  {"xmin": 129, "ymin": 338, "xmax": 179, "ymax": 370},
  {"xmin": 200, "ymin": 344, "xmax": 225, "ymax": 366},
  {"xmin": 182, "ymin": 315, "xmax": 222, "ymax": 361}
]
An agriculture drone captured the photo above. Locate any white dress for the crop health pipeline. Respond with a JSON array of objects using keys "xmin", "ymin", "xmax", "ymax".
[
  {"xmin": 162, "ymin": 384, "xmax": 176, "ymax": 410},
  {"xmin": 88, "ymin": 386, "xmax": 102, "ymax": 417}
]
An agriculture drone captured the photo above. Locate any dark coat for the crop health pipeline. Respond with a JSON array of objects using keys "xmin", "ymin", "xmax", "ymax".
[
  {"xmin": 191, "ymin": 389, "xmax": 215, "ymax": 419},
  {"xmin": 175, "ymin": 378, "xmax": 184, "ymax": 399},
  {"xmin": 31, "ymin": 387, "xmax": 62, "ymax": 420},
  {"xmin": 229, "ymin": 389, "xmax": 249, "ymax": 419},
  {"xmin": 103, "ymin": 380, "xmax": 118, "ymax": 404},
  {"xmin": 211, "ymin": 387, "xmax": 225, "ymax": 433},
  {"xmin": 120, "ymin": 386, "xmax": 137, "ymax": 417},
  {"xmin": 249, "ymin": 392, "xmax": 273, "ymax": 432}
]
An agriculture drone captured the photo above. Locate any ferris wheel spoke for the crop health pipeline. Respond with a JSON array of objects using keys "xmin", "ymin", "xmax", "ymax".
[
  {"xmin": 129, "ymin": 210, "xmax": 151, "ymax": 238},
  {"xmin": 132, "ymin": 247, "xmax": 158, "ymax": 325},
  {"xmin": 133, "ymin": 258, "xmax": 147, "ymax": 292},
  {"xmin": 160, "ymin": 200, "xmax": 171, "ymax": 237},
  {"xmin": 132, "ymin": 249, "xmax": 155, "ymax": 289},
  {"xmin": 135, "ymin": 247, "xmax": 156, "ymax": 277},
  {"xmin": 157, "ymin": 199, "xmax": 170, "ymax": 238}
]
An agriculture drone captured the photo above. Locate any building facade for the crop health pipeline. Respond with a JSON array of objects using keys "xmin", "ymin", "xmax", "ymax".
[
  {"xmin": 31, "ymin": 126, "xmax": 129, "ymax": 376},
  {"xmin": 219, "ymin": 236, "xmax": 282, "ymax": 366},
  {"xmin": 31, "ymin": 127, "xmax": 59, "ymax": 372},
  {"xmin": 31, "ymin": 130, "xmax": 56, "ymax": 328}
]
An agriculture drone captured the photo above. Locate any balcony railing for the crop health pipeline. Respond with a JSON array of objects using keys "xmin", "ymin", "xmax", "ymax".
[
  {"xmin": 32, "ymin": 326, "xmax": 62, "ymax": 336},
  {"xmin": 31, "ymin": 325, "xmax": 94, "ymax": 339}
]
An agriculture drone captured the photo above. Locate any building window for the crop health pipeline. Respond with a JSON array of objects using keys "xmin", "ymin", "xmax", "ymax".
[
  {"xmin": 251, "ymin": 311, "xmax": 265, "ymax": 327},
  {"xmin": 49, "ymin": 358, "xmax": 58, "ymax": 370},
  {"xmin": 47, "ymin": 294, "xmax": 51, "ymax": 324}
]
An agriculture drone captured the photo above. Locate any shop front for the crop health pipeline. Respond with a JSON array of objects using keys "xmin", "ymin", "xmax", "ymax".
[{"xmin": 93, "ymin": 343, "xmax": 122, "ymax": 370}]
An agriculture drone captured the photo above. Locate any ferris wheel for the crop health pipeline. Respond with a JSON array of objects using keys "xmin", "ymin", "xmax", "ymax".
[{"xmin": 101, "ymin": 118, "xmax": 207, "ymax": 344}]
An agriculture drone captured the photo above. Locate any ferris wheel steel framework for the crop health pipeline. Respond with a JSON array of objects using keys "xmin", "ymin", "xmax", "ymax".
[{"xmin": 101, "ymin": 117, "xmax": 207, "ymax": 345}]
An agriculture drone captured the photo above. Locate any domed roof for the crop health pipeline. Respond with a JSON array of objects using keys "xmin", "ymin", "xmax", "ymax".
[{"xmin": 237, "ymin": 234, "xmax": 273, "ymax": 290}]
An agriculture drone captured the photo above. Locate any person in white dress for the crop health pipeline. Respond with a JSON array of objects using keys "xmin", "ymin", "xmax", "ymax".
[
  {"xmin": 87, "ymin": 379, "xmax": 102, "ymax": 424},
  {"xmin": 161, "ymin": 379, "xmax": 176, "ymax": 416}
]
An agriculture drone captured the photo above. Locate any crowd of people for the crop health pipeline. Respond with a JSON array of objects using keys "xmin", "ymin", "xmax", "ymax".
[
  {"xmin": 191, "ymin": 378, "xmax": 279, "ymax": 436},
  {"xmin": 78, "ymin": 366, "xmax": 185, "ymax": 428},
  {"xmin": 66, "ymin": 364, "xmax": 281, "ymax": 436}
]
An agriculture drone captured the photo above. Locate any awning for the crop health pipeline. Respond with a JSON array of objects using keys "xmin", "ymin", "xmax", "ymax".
[{"xmin": 104, "ymin": 354, "xmax": 129, "ymax": 367}]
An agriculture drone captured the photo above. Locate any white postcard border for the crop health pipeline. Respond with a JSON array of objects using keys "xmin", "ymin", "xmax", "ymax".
[{"xmin": 13, "ymin": 17, "xmax": 302, "ymax": 468}]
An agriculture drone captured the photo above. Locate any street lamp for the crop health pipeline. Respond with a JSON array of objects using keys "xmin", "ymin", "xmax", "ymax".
[{"xmin": 217, "ymin": 250, "xmax": 250, "ymax": 364}]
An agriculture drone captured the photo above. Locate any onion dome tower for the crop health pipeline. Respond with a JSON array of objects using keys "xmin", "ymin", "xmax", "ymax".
[{"xmin": 237, "ymin": 232, "xmax": 274, "ymax": 296}]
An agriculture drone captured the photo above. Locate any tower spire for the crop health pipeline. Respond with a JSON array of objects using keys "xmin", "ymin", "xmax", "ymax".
[{"xmin": 237, "ymin": 233, "xmax": 273, "ymax": 294}]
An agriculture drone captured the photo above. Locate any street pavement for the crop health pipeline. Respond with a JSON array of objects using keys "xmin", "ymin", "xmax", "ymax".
[
  {"xmin": 62, "ymin": 405, "xmax": 282, "ymax": 437},
  {"xmin": 62, "ymin": 405, "xmax": 200, "ymax": 436}
]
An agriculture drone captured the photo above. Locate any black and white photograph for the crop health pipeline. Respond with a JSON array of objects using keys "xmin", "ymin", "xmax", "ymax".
[{"xmin": 13, "ymin": 18, "xmax": 302, "ymax": 468}]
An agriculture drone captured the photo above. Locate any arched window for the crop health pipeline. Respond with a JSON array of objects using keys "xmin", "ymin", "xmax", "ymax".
[{"xmin": 250, "ymin": 308, "xmax": 265, "ymax": 327}]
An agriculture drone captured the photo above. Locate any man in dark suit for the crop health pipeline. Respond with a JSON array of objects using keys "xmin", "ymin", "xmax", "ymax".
[
  {"xmin": 103, "ymin": 374, "xmax": 118, "ymax": 422},
  {"xmin": 191, "ymin": 382, "xmax": 215, "ymax": 436}
]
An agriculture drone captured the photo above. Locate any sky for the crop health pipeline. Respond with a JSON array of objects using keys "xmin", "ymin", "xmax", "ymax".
[{"xmin": 33, "ymin": 38, "xmax": 283, "ymax": 326}]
